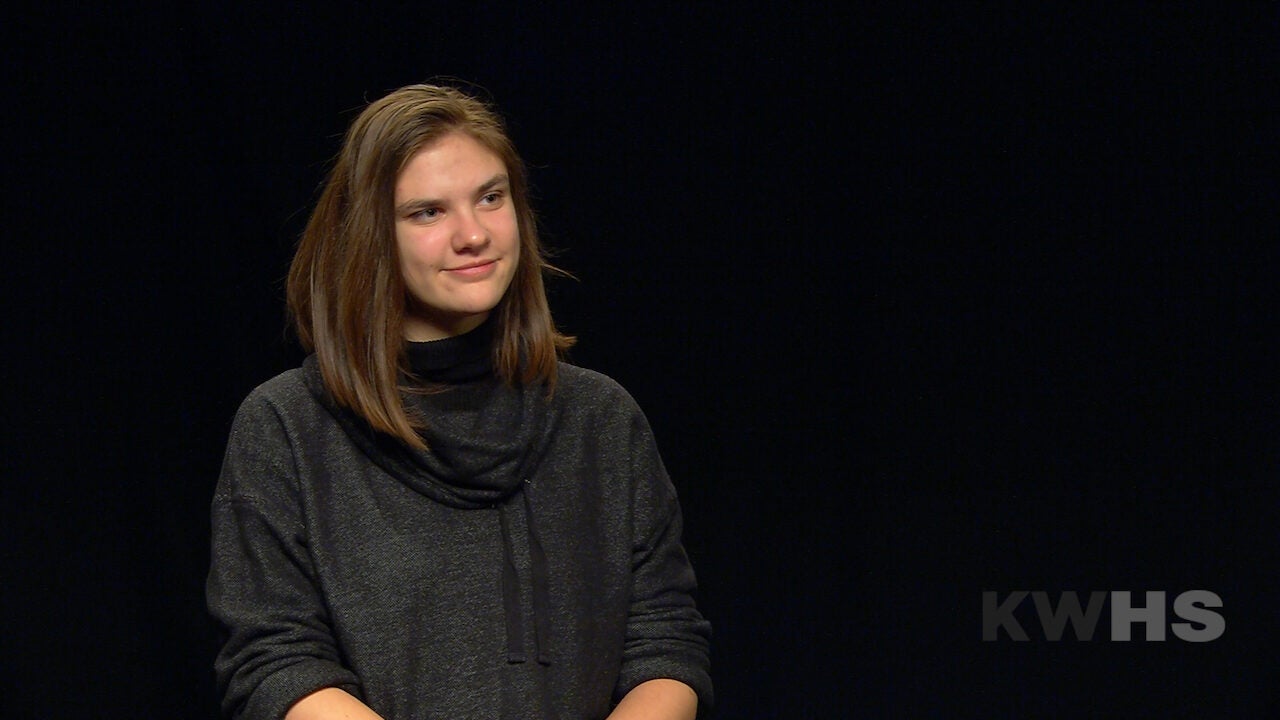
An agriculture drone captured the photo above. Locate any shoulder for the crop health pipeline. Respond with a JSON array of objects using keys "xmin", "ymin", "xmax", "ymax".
[
  {"xmin": 235, "ymin": 367, "xmax": 314, "ymax": 418},
  {"xmin": 555, "ymin": 361, "xmax": 645, "ymax": 417},
  {"xmin": 554, "ymin": 364, "xmax": 680, "ymax": 507},
  {"xmin": 552, "ymin": 362, "xmax": 667, "ymax": 457},
  {"xmin": 216, "ymin": 369, "xmax": 315, "ymax": 502},
  {"xmin": 226, "ymin": 363, "xmax": 333, "ymax": 443}
]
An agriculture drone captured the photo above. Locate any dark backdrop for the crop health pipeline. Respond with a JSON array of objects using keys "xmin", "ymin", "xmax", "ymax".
[{"xmin": 4, "ymin": 3, "xmax": 1276, "ymax": 717}]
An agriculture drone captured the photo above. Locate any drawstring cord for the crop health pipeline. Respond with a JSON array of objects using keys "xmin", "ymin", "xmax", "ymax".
[
  {"xmin": 524, "ymin": 485, "xmax": 551, "ymax": 666},
  {"xmin": 498, "ymin": 481, "xmax": 551, "ymax": 666}
]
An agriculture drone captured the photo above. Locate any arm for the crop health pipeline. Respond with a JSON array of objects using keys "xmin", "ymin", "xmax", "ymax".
[
  {"xmin": 613, "ymin": 406, "xmax": 714, "ymax": 714},
  {"xmin": 606, "ymin": 679, "xmax": 698, "ymax": 720},
  {"xmin": 208, "ymin": 389, "xmax": 364, "ymax": 718}
]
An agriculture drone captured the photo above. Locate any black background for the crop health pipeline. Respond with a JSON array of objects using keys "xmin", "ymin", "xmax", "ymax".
[{"xmin": 4, "ymin": 2, "xmax": 1276, "ymax": 717}]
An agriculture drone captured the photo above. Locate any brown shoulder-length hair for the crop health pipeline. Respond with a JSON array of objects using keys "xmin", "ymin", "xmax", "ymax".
[{"xmin": 286, "ymin": 83, "xmax": 574, "ymax": 449}]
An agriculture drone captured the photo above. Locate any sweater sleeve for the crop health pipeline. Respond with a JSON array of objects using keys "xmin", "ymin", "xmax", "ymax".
[
  {"xmin": 207, "ymin": 388, "xmax": 362, "ymax": 719},
  {"xmin": 614, "ymin": 408, "xmax": 714, "ymax": 712}
]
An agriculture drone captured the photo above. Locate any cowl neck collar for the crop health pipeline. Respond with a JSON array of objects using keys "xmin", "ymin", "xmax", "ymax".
[
  {"xmin": 301, "ymin": 328, "xmax": 556, "ymax": 508},
  {"xmin": 301, "ymin": 339, "xmax": 559, "ymax": 666}
]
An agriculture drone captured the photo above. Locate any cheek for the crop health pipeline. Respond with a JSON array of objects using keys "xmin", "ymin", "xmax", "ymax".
[
  {"xmin": 393, "ymin": 228, "xmax": 414, "ymax": 269},
  {"xmin": 396, "ymin": 231, "xmax": 441, "ymax": 273}
]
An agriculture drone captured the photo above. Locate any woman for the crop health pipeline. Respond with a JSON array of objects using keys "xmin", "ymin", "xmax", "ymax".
[{"xmin": 207, "ymin": 84, "xmax": 712, "ymax": 719}]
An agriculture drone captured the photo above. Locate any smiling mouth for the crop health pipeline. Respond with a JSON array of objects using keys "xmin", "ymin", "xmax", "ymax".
[
  {"xmin": 444, "ymin": 259, "xmax": 499, "ymax": 277},
  {"xmin": 448, "ymin": 260, "xmax": 495, "ymax": 271}
]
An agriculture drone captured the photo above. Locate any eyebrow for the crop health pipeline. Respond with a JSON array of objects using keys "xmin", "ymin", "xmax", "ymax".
[{"xmin": 395, "ymin": 174, "xmax": 510, "ymax": 216}]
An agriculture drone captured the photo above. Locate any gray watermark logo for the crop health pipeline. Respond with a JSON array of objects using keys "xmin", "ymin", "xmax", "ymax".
[{"xmin": 982, "ymin": 590, "xmax": 1224, "ymax": 641}]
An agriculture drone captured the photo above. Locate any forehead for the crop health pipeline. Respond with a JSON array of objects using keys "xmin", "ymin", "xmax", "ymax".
[{"xmin": 395, "ymin": 132, "xmax": 507, "ymax": 199}]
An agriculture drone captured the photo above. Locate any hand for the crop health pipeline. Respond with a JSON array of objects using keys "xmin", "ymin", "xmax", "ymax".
[
  {"xmin": 605, "ymin": 679, "xmax": 698, "ymax": 720},
  {"xmin": 284, "ymin": 688, "xmax": 385, "ymax": 720}
]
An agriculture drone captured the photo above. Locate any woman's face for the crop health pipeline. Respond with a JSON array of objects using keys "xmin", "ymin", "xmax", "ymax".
[{"xmin": 393, "ymin": 132, "xmax": 520, "ymax": 341}]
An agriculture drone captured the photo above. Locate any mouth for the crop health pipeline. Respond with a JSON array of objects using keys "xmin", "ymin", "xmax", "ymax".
[
  {"xmin": 448, "ymin": 260, "xmax": 496, "ymax": 270},
  {"xmin": 444, "ymin": 259, "xmax": 499, "ymax": 277}
]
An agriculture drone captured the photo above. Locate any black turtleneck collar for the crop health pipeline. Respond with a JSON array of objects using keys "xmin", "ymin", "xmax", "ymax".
[{"xmin": 404, "ymin": 315, "xmax": 495, "ymax": 383}]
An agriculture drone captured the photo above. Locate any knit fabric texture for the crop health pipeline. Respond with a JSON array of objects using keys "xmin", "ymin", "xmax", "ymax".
[{"xmin": 207, "ymin": 336, "xmax": 712, "ymax": 719}]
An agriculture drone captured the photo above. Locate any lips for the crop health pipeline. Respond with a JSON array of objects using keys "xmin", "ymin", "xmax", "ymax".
[{"xmin": 444, "ymin": 259, "xmax": 499, "ymax": 278}]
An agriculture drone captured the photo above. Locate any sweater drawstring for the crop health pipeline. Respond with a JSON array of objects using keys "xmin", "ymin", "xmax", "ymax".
[
  {"xmin": 524, "ymin": 485, "xmax": 551, "ymax": 665},
  {"xmin": 498, "ymin": 503, "xmax": 526, "ymax": 663},
  {"xmin": 498, "ymin": 484, "xmax": 551, "ymax": 666}
]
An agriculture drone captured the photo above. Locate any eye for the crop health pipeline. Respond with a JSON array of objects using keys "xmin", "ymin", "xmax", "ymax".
[
  {"xmin": 409, "ymin": 207, "xmax": 441, "ymax": 221},
  {"xmin": 479, "ymin": 191, "xmax": 504, "ymax": 207}
]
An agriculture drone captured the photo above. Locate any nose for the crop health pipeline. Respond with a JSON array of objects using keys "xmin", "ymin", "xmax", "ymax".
[{"xmin": 452, "ymin": 210, "xmax": 489, "ymax": 253}]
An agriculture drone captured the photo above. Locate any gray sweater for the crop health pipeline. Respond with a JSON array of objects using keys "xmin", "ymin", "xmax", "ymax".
[{"xmin": 207, "ymin": 352, "xmax": 712, "ymax": 719}]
